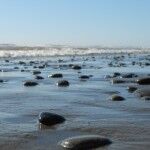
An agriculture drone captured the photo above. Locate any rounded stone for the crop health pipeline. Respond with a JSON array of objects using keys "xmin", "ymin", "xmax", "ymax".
[
  {"xmin": 121, "ymin": 73, "xmax": 138, "ymax": 78},
  {"xmin": 24, "ymin": 81, "xmax": 38, "ymax": 86},
  {"xmin": 57, "ymin": 80, "xmax": 69, "ymax": 87},
  {"xmin": 0, "ymin": 79, "xmax": 4, "ymax": 83},
  {"xmin": 79, "ymin": 75, "xmax": 90, "ymax": 79},
  {"xmin": 35, "ymin": 75, "xmax": 44, "ymax": 80},
  {"xmin": 137, "ymin": 77, "xmax": 150, "ymax": 85},
  {"xmin": 142, "ymin": 96, "xmax": 150, "ymax": 100},
  {"xmin": 19, "ymin": 61, "xmax": 26, "ymax": 65},
  {"xmin": 113, "ymin": 72, "xmax": 121, "ymax": 77},
  {"xmin": 33, "ymin": 70, "xmax": 41, "ymax": 75},
  {"xmin": 49, "ymin": 73, "xmax": 63, "ymax": 78},
  {"xmin": 14, "ymin": 66, "xmax": 19, "ymax": 69},
  {"xmin": 38, "ymin": 65, "xmax": 45, "ymax": 69},
  {"xmin": 112, "ymin": 79, "xmax": 125, "ymax": 84},
  {"xmin": 59, "ymin": 135, "xmax": 112, "ymax": 150},
  {"xmin": 135, "ymin": 88, "xmax": 150, "ymax": 97},
  {"xmin": 72, "ymin": 65, "xmax": 82, "ymax": 70},
  {"xmin": 5, "ymin": 60, "xmax": 9, "ymax": 63},
  {"xmin": 39, "ymin": 112, "xmax": 65, "ymax": 126},
  {"xmin": 111, "ymin": 94, "xmax": 125, "ymax": 101},
  {"xmin": 127, "ymin": 86, "xmax": 137, "ymax": 93}
]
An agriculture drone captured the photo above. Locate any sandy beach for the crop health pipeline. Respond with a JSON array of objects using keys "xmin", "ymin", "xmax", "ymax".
[{"xmin": 0, "ymin": 53, "xmax": 150, "ymax": 149}]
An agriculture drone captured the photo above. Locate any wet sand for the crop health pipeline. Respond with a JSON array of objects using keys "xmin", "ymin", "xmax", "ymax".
[{"xmin": 0, "ymin": 53, "xmax": 150, "ymax": 149}]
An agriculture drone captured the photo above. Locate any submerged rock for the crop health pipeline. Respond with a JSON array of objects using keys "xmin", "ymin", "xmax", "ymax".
[
  {"xmin": 49, "ymin": 73, "xmax": 63, "ymax": 78},
  {"xmin": 39, "ymin": 112, "xmax": 65, "ymax": 126},
  {"xmin": 59, "ymin": 135, "xmax": 112, "ymax": 150},
  {"xmin": 57, "ymin": 80, "xmax": 69, "ymax": 87},
  {"xmin": 24, "ymin": 81, "xmax": 38, "ymax": 86},
  {"xmin": 111, "ymin": 94, "xmax": 125, "ymax": 101},
  {"xmin": 137, "ymin": 77, "xmax": 150, "ymax": 85}
]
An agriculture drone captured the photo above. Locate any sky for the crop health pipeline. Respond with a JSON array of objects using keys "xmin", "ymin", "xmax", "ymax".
[{"xmin": 0, "ymin": 0, "xmax": 150, "ymax": 47}]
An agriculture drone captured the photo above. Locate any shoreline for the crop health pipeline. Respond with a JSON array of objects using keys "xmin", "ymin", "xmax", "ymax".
[{"xmin": 0, "ymin": 53, "xmax": 150, "ymax": 149}]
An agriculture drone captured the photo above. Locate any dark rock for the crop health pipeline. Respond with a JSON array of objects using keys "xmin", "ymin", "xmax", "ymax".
[
  {"xmin": 121, "ymin": 73, "xmax": 138, "ymax": 78},
  {"xmin": 39, "ymin": 112, "xmax": 65, "ymax": 126},
  {"xmin": 72, "ymin": 65, "xmax": 82, "ymax": 70},
  {"xmin": 58, "ymin": 59, "xmax": 63, "ymax": 63},
  {"xmin": 33, "ymin": 66, "xmax": 38, "ymax": 68},
  {"xmin": 49, "ymin": 73, "xmax": 63, "ymax": 78},
  {"xmin": 24, "ymin": 81, "xmax": 38, "ymax": 86},
  {"xmin": 137, "ymin": 77, "xmax": 150, "ymax": 85},
  {"xmin": 14, "ymin": 67, "xmax": 19, "ymax": 69},
  {"xmin": 59, "ymin": 135, "xmax": 112, "ymax": 150},
  {"xmin": 145, "ymin": 62, "xmax": 150, "ymax": 66},
  {"xmin": 104, "ymin": 75, "xmax": 112, "ymax": 79},
  {"xmin": 33, "ymin": 70, "xmax": 41, "ymax": 75},
  {"xmin": 35, "ymin": 75, "xmax": 44, "ymax": 80},
  {"xmin": 112, "ymin": 79, "xmax": 126, "ymax": 84},
  {"xmin": 21, "ymin": 69, "xmax": 25, "ymax": 72},
  {"xmin": 0, "ymin": 79, "xmax": 4, "ymax": 83},
  {"xmin": 113, "ymin": 72, "xmax": 121, "ymax": 77},
  {"xmin": 29, "ymin": 61, "xmax": 35, "ymax": 64},
  {"xmin": 142, "ymin": 96, "xmax": 150, "ymax": 100},
  {"xmin": 38, "ymin": 65, "xmax": 45, "ymax": 69},
  {"xmin": 79, "ymin": 75, "xmax": 90, "ymax": 79},
  {"xmin": 19, "ymin": 61, "xmax": 26, "ymax": 65},
  {"xmin": 111, "ymin": 94, "xmax": 125, "ymax": 101},
  {"xmin": 132, "ymin": 61, "xmax": 135, "ymax": 65},
  {"xmin": 69, "ymin": 64, "xmax": 74, "ymax": 67},
  {"xmin": 57, "ymin": 80, "xmax": 69, "ymax": 87},
  {"xmin": 135, "ymin": 88, "xmax": 150, "ymax": 97},
  {"xmin": 5, "ymin": 60, "xmax": 9, "ymax": 63},
  {"xmin": 127, "ymin": 86, "xmax": 137, "ymax": 93}
]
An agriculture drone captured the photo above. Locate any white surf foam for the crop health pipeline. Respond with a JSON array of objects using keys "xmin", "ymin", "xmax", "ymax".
[{"xmin": 0, "ymin": 47, "xmax": 149, "ymax": 58}]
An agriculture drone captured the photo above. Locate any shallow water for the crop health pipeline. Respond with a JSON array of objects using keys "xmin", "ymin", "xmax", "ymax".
[{"xmin": 0, "ymin": 53, "xmax": 150, "ymax": 149}]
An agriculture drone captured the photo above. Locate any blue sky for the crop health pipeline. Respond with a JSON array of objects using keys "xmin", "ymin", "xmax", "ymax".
[{"xmin": 0, "ymin": 0, "xmax": 150, "ymax": 47}]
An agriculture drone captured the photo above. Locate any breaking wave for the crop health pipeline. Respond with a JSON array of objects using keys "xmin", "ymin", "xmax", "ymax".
[{"xmin": 0, "ymin": 47, "xmax": 149, "ymax": 58}]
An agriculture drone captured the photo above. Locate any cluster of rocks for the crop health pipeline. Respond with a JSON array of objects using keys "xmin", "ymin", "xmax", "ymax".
[
  {"xmin": 106, "ymin": 71, "xmax": 150, "ymax": 101},
  {"xmin": 2, "ymin": 54, "xmax": 150, "ymax": 149}
]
